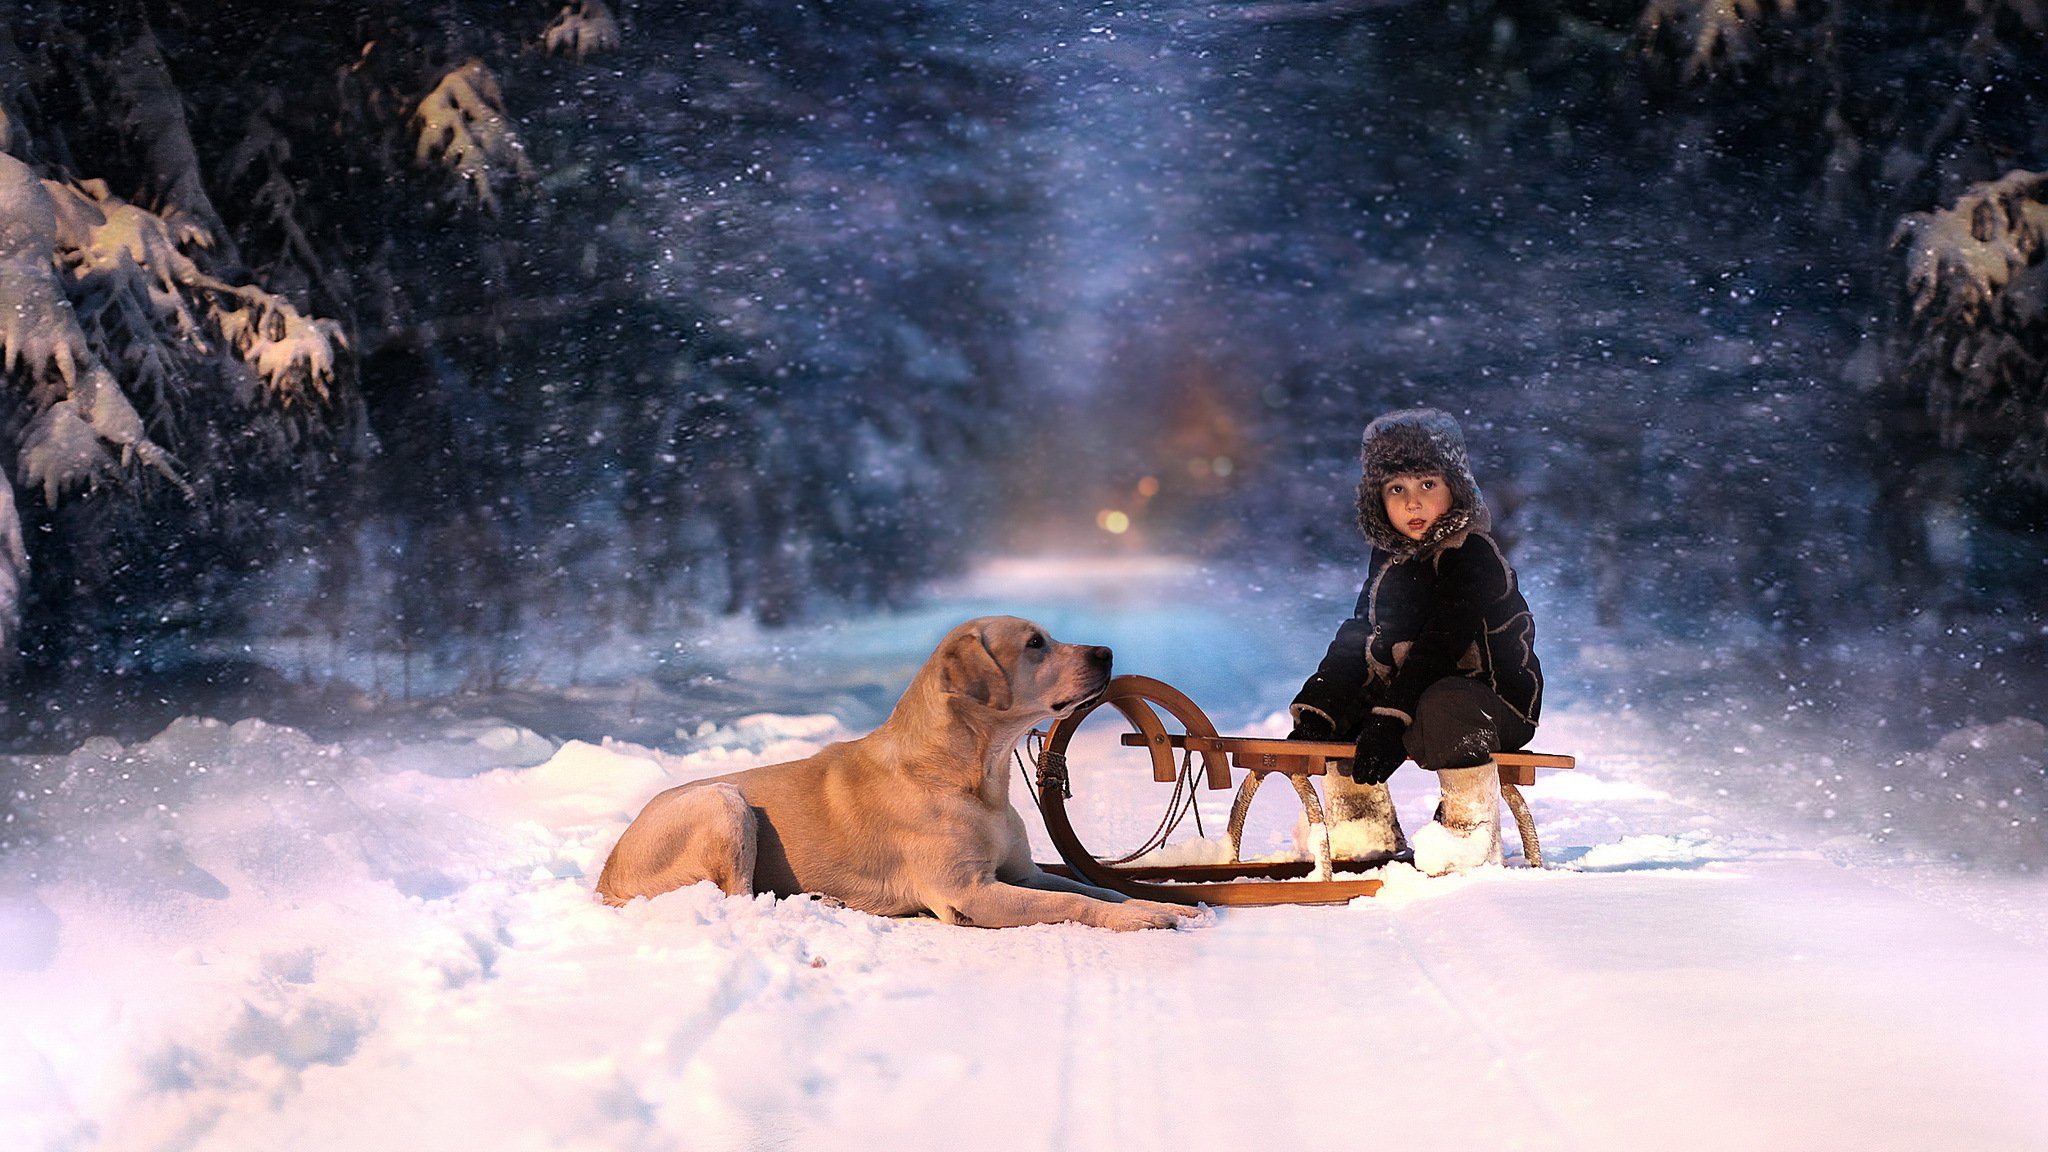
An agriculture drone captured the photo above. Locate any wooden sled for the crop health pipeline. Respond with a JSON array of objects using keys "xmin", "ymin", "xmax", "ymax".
[{"xmin": 1029, "ymin": 675, "xmax": 1574, "ymax": 906}]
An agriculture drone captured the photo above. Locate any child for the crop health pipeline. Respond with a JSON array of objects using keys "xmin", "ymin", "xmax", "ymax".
[{"xmin": 1288, "ymin": 408, "xmax": 1543, "ymax": 875}]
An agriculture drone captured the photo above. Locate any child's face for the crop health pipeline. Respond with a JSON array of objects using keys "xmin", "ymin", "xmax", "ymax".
[{"xmin": 1381, "ymin": 473, "xmax": 1453, "ymax": 541}]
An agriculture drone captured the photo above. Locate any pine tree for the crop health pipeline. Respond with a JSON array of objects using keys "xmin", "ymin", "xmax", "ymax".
[{"xmin": 1, "ymin": 0, "xmax": 1039, "ymax": 687}]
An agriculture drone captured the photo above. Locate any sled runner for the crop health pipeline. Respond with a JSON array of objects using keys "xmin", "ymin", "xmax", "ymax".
[{"xmin": 1028, "ymin": 675, "xmax": 1574, "ymax": 906}]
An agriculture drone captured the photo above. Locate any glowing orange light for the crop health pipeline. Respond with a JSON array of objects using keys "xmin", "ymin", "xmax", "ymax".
[{"xmin": 1136, "ymin": 475, "xmax": 1160, "ymax": 499}]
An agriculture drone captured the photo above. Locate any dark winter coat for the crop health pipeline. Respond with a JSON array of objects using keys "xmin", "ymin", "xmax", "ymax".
[{"xmin": 1292, "ymin": 409, "xmax": 1543, "ymax": 738}]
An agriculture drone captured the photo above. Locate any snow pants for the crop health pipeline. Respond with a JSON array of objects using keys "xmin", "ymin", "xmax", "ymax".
[{"xmin": 1403, "ymin": 677, "xmax": 1534, "ymax": 772}]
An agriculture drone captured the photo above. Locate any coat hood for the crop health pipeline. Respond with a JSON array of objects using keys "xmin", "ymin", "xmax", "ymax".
[{"xmin": 1354, "ymin": 407, "xmax": 1490, "ymax": 558}]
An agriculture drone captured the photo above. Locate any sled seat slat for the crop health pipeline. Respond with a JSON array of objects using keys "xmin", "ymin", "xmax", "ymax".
[{"xmin": 1117, "ymin": 732, "xmax": 1573, "ymax": 787}]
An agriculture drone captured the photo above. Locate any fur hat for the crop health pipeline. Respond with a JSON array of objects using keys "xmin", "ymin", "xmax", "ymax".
[{"xmin": 1355, "ymin": 407, "xmax": 1490, "ymax": 558}]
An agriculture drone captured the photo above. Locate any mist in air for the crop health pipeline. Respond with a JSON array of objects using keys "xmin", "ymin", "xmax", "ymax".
[
  {"xmin": 0, "ymin": 2, "xmax": 2042, "ymax": 868},
  {"xmin": 4, "ymin": 8, "xmax": 2048, "ymax": 1146}
]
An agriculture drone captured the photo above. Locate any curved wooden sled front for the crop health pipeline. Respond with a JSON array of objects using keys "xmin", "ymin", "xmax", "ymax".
[{"xmin": 1032, "ymin": 675, "xmax": 1575, "ymax": 906}]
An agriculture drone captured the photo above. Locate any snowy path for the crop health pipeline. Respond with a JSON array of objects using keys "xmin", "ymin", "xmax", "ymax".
[
  {"xmin": 5, "ymin": 558, "xmax": 2047, "ymax": 1150},
  {"xmin": 8, "ymin": 724, "xmax": 2047, "ymax": 1151}
]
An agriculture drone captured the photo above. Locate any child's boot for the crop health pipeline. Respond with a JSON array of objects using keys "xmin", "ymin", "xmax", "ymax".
[
  {"xmin": 1320, "ymin": 767, "xmax": 1408, "ymax": 863},
  {"xmin": 1412, "ymin": 761, "xmax": 1503, "ymax": 876}
]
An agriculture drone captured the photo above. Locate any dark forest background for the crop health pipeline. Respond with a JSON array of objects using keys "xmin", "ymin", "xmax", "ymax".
[{"xmin": 1, "ymin": 0, "xmax": 2044, "ymax": 747}]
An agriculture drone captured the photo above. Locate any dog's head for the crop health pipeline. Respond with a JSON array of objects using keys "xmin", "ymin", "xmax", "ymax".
[{"xmin": 933, "ymin": 616, "xmax": 1112, "ymax": 718}]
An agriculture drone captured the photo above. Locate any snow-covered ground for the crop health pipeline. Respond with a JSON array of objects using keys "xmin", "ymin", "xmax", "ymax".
[{"xmin": 4, "ymin": 557, "xmax": 2047, "ymax": 1151}]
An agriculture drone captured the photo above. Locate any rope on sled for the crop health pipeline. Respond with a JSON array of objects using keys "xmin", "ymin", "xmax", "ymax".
[
  {"xmin": 1106, "ymin": 747, "xmax": 1201, "ymax": 865},
  {"xmin": 1015, "ymin": 736, "xmax": 1042, "ymax": 807},
  {"xmin": 1502, "ymin": 781, "xmax": 1543, "ymax": 868},
  {"xmin": 1019, "ymin": 733, "xmax": 1207, "ymax": 867}
]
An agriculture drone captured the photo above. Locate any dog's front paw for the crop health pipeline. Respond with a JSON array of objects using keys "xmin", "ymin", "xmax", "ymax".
[
  {"xmin": 1099, "ymin": 901, "xmax": 1186, "ymax": 931},
  {"xmin": 1144, "ymin": 899, "xmax": 1208, "ymax": 923}
]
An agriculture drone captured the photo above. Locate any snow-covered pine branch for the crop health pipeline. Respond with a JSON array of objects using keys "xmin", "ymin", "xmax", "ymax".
[
  {"xmin": 108, "ymin": 24, "xmax": 231, "ymax": 256},
  {"xmin": 0, "ymin": 155, "xmax": 88, "ymax": 397},
  {"xmin": 224, "ymin": 94, "xmax": 349, "ymax": 315},
  {"xmin": 214, "ymin": 286, "xmax": 347, "ymax": 409},
  {"xmin": 1894, "ymin": 169, "xmax": 2048, "ymax": 490},
  {"xmin": 47, "ymin": 177, "xmax": 345, "ymax": 412},
  {"xmin": 0, "ymin": 155, "xmax": 184, "ymax": 505},
  {"xmin": 1637, "ymin": 0, "xmax": 1796, "ymax": 79},
  {"xmin": 0, "ymin": 468, "xmax": 24, "ymax": 672},
  {"xmin": 2, "ymin": 149, "xmax": 344, "ymax": 510},
  {"xmin": 19, "ymin": 363, "xmax": 189, "ymax": 504},
  {"xmin": 1896, "ymin": 170, "xmax": 2048, "ymax": 326},
  {"xmin": 543, "ymin": 1, "xmax": 622, "ymax": 60},
  {"xmin": 413, "ymin": 59, "xmax": 534, "ymax": 211}
]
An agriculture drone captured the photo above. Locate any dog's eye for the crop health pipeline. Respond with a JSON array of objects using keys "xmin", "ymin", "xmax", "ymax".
[{"xmin": 1026, "ymin": 634, "xmax": 1045, "ymax": 649}]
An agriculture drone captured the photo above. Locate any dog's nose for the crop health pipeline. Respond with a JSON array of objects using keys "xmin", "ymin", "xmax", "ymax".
[{"xmin": 1088, "ymin": 646, "xmax": 1113, "ymax": 668}]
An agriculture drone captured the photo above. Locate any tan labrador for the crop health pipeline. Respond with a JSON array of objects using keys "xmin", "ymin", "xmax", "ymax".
[{"xmin": 597, "ymin": 616, "xmax": 1201, "ymax": 931}]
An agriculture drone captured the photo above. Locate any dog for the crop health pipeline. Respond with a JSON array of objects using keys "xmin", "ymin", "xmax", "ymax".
[{"xmin": 597, "ymin": 616, "xmax": 1201, "ymax": 931}]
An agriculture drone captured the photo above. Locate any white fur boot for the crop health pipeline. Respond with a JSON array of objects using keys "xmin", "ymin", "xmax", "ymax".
[
  {"xmin": 1319, "ymin": 767, "xmax": 1408, "ymax": 862},
  {"xmin": 1411, "ymin": 762, "xmax": 1503, "ymax": 876}
]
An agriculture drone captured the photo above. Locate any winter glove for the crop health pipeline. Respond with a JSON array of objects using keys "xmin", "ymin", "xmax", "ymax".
[
  {"xmin": 1350, "ymin": 713, "xmax": 1408, "ymax": 785},
  {"xmin": 1287, "ymin": 709, "xmax": 1336, "ymax": 743}
]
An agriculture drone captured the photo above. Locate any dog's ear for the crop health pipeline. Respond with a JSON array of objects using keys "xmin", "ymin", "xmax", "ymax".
[{"xmin": 937, "ymin": 628, "xmax": 1014, "ymax": 710}]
